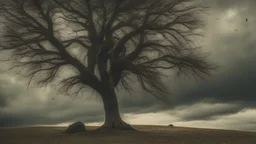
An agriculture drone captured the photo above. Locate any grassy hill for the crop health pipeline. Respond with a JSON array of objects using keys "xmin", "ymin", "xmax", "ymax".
[{"xmin": 0, "ymin": 125, "xmax": 256, "ymax": 144}]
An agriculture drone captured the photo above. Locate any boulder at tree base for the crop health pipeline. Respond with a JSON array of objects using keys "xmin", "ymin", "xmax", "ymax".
[{"xmin": 65, "ymin": 121, "xmax": 86, "ymax": 134}]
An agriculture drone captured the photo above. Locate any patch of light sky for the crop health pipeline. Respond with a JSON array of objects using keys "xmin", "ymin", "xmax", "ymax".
[{"xmin": 217, "ymin": 8, "xmax": 239, "ymax": 34}]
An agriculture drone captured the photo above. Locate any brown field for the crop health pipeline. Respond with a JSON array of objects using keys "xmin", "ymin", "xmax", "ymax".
[{"xmin": 0, "ymin": 125, "xmax": 256, "ymax": 144}]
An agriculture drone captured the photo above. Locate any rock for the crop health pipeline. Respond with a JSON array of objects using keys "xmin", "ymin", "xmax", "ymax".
[
  {"xmin": 168, "ymin": 124, "xmax": 174, "ymax": 127},
  {"xmin": 65, "ymin": 121, "xmax": 86, "ymax": 134}
]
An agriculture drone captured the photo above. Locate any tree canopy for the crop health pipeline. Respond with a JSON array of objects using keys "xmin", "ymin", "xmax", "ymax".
[{"xmin": 0, "ymin": 0, "xmax": 215, "ymax": 100}]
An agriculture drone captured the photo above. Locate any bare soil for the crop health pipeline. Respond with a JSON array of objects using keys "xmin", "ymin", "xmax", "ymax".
[{"xmin": 0, "ymin": 125, "xmax": 255, "ymax": 144}]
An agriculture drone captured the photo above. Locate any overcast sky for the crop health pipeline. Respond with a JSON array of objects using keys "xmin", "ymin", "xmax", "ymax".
[{"xmin": 0, "ymin": 0, "xmax": 256, "ymax": 131}]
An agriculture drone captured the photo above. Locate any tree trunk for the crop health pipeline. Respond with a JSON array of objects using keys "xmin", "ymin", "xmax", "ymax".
[{"xmin": 97, "ymin": 85, "xmax": 135, "ymax": 131}]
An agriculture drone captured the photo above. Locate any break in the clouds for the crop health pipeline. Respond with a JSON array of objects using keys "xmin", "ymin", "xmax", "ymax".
[{"xmin": 0, "ymin": 0, "xmax": 256, "ymax": 131}]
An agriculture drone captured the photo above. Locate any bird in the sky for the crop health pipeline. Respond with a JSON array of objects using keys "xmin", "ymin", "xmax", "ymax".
[{"xmin": 246, "ymin": 18, "xmax": 248, "ymax": 22}]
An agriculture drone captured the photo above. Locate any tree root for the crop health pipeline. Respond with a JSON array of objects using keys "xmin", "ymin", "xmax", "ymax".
[{"xmin": 95, "ymin": 121, "xmax": 137, "ymax": 132}]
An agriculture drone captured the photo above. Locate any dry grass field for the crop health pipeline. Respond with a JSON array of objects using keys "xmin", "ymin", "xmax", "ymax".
[{"xmin": 0, "ymin": 125, "xmax": 255, "ymax": 144}]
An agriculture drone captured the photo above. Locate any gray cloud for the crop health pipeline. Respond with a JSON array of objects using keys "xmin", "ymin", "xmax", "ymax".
[
  {"xmin": 0, "ymin": 75, "xmax": 106, "ymax": 127},
  {"xmin": 171, "ymin": 103, "xmax": 244, "ymax": 121},
  {"xmin": 121, "ymin": 0, "xmax": 256, "ymax": 120},
  {"xmin": 208, "ymin": 0, "xmax": 256, "ymax": 10},
  {"xmin": 0, "ymin": 77, "xmax": 23, "ymax": 108}
]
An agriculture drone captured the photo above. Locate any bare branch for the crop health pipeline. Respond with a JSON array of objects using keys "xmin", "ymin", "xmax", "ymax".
[{"xmin": 0, "ymin": 0, "xmax": 215, "ymax": 101}]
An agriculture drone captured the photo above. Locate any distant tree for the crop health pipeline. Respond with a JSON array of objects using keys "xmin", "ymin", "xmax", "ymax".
[{"xmin": 0, "ymin": 0, "xmax": 215, "ymax": 130}]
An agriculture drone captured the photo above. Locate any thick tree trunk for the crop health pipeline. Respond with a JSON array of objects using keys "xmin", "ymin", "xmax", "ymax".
[{"xmin": 97, "ymin": 85, "xmax": 135, "ymax": 131}]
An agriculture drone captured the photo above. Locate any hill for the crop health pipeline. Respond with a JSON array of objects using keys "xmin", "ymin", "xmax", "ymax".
[{"xmin": 0, "ymin": 125, "xmax": 255, "ymax": 144}]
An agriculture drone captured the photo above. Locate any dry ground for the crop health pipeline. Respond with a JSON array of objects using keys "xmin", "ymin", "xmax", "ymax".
[{"xmin": 0, "ymin": 125, "xmax": 256, "ymax": 144}]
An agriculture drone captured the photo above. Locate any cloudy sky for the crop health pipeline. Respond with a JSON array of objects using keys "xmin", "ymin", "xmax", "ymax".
[{"xmin": 0, "ymin": 0, "xmax": 256, "ymax": 131}]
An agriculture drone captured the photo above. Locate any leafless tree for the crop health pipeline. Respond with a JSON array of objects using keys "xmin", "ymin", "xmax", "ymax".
[{"xmin": 0, "ymin": 0, "xmax": 215, "ymax": 130}]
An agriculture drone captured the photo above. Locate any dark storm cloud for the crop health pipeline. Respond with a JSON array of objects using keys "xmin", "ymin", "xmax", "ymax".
[
  {"xmin": 176, "ymin": 58, "xmax": 256, "ymax": 105},
  {"xmin": 208, "ymin": 0, "xmax": 256, "ymax": 10},
  {"xmin": 170, "ymin": 0, "xmax": 256, "ymax": 112},
  {"xmin": 118, "ymin": 0, "xmax": 256, "ymax": 120},
  {"xmin": 0, "ymin": 95, "xmax": 105, "ymax": 127},
  {"xmin": 0, "ymin": 75, "xmax": 105, "ymax": 127},
  {"xmin": 0, "ymin": 109, "xmax": 105, "ymax": 127},
  {"xmin": 0, "ymin": 77, "xmax": 22, "ymax": 108},
  {"xmin": 0, "ymin": 96, "xmax": 8, "ymax": 107},
  {"xmin": 118, "ymin": 55, "xmax": 256, "ymax": 118},
  {"xmin": 118, "ymin": 59, "xmax": 256, "ymax": 119}
]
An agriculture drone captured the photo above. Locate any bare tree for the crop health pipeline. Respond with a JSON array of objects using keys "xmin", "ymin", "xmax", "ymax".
[{"xmin": 0, "ymin": 0, "xmax": 215, "ymax": 130}]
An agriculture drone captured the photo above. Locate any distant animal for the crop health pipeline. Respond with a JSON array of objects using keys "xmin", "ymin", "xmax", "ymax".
[{"xmin": 246, "ymin": 18, "xmax": 248, "ymax": 22}]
